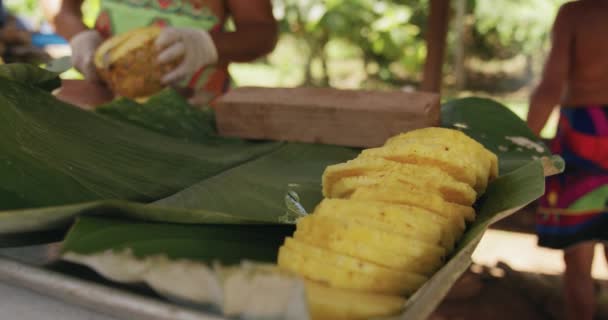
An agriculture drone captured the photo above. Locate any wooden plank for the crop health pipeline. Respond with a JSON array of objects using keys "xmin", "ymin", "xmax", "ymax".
[
  {"xmin": 215, "ymin": 87, "xmax": 441, "ymax": 148},
  {"xmin": 421, "ymin": 0, "xmax": 451, "ymax": 93}
]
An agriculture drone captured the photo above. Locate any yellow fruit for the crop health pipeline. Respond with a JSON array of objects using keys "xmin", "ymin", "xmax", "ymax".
[
  {"xmin": 283, "ymin": 237, "xmax": 424, "ymax": 283},
  {"xmin": 278, "ymin": 244, "xmax": 427, "ymax": 295},
  {"xmin": 323, "ymin": 158, "xmax": 477, "ymax": 205},
  {"xmin": 304, "ymin": 280, "xmax": 406, "ymax": 320},
  {"xmin": 293, "ymin": 215, "xmax": 445, "ymax": 274},
  {"xmin": 349, "ymin": 185, "xmax": 475, "ymax": 222},
  {"xmin": 313, "ymin": 199, "xmax": 453, "ymax": 250},
  {"xmin": 94, "ymin": 26, "xmax": 180, "ymax": 99},
  {"xmin": 359, "ymin": 144, "xmax": 477, "ymax": 186},
  {"xmin": 387, "ymin": 127, "xmax": 499, "ymax": 180},
  {"xmin": 387, "ymin": 139, "xmax": 491, "ymax": 193}
]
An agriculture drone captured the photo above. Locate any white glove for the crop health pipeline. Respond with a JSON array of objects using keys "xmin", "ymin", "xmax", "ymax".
[
  {"xmin": 69, "ymin": 30, "xmax": 103, "ymax": 81},
  {"xmin": 155, "ymin": 27, "xmax": 218, "ymax": 86}
]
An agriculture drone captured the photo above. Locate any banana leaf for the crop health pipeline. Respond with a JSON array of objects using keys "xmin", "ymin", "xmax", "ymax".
[
  {"xmin": 0, "ymin": 63, "xmax": 564, "ymax": 319},
  {"xmin": 57, "ymin": 99, "xmax": 560, "ymax": 319},
  {"xmin": 0, "ymin": 74, "xmax": 281, "ymax": 211},
  {"xmin": 0, "ymin": 143, "xmax": 356, "ymax": 237},
  {"xmin": 61, "ymin": 216, "xmax": 294, "ymax": 264},
  {"xmin": 57, "ymin": 158, "xmax": 547, "ymax": 320},
  {"xmin": 0, "ymin": 62, "xmax": 65, "ymax": 91},
  {"xmin": 442, "ymin": 97, "xmax": 564, "ymax": 175},
  {"xmin": 95, "ymin": 90, "xmax": 219, "ymax": 143}
]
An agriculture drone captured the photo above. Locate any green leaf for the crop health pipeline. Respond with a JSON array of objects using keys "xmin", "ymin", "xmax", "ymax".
[
  {"xmin": 0, "ymin": 63, "xmax": 62, "ymax": 92},
  {"xmin": 0, "ymin": 76, "xmax": 281, "ymax": 209},
  {"xmin": 55, "ymin": 149, "xmax": 549, "ymax": 320},
  {"xmin": 442, "ymin": 97, "xmax": 564, "ymax": 175},
  {"xmin": 0, "ymin": 143, "xmax": 357, "ymax": 247},
  {"xmin": 61, "ymin": 216, "xmax": 294, "ymax": 264},
  {"xmin": 156, "ymin": 143, "xmax": 359, "ymax": 223},
  {"xmin": 0, "ymin": 81, "xmax": 564, "ymax": 319},
  {"xmin": 395, "ymin": 160, "xmax": 545, "ymax": 319},
  {"xmin": 96, "ymin": 89, "xmax": 222, "ymax": 144}
]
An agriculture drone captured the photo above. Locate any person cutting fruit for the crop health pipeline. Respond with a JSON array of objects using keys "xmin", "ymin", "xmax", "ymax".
[
  {"xmin": 42, "ymin": 0, "xmax": 277, "ymax": 106},
  {"xmin": 527, "ymin": 1, "xmax": 608, "ymax": 320}
]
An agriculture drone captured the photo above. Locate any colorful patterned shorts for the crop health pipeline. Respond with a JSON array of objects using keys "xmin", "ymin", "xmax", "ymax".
[{"xmin": 537, "ymin": 106, "xmax": 608, "ymax": 249}]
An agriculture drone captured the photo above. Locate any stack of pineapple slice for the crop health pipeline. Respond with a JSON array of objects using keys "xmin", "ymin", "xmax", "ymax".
[{"xmin": 277, "ymin": 127, "xmax": 498, "ymax": 320}]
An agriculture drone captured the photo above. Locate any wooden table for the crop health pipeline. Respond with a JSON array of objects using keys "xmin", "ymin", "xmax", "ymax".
[{"xmin": 54, "ymin": 80, "xmax": 115, "ymax": 110}]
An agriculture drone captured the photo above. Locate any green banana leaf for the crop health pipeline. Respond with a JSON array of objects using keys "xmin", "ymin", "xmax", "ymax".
[
  {"xmin": 442, "ymin": 97, "xmax": 564, "ymax": 175},
  {"xmin": 0, "ymin": 74, "xmax": 281, "ymax": 211},
  {"xmin": 57, "ymin": 158, "xmax": 546, "ymax": 320},
  {"xmin": 57, "ymin": 99, "xmax": 558, "ymax": 319},
  {"xmin": 62, "ymin": 216, "xmax": 294, "ymax": 264},
  {"xmin": 96, "ymin": 89, "xmax": 219, "ymax": 143},
  {"xmin": 0, "ymin": 63, "xmax": 64, "ymax": 92},
  {"xmin": 0, "ymin": 143, "xmax": 356, "ymax": 237},
  {"xmin": 0, "ymin": 63, "xmax": 564, "ymax": 319}
]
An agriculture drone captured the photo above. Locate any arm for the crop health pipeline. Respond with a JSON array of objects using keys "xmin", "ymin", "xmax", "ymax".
[
  {"xmin": 527, "ymin": 5, "xmax": 573, "ymax": 136},
  {"xmin": 41, "ymin": 0, "xmax": 87, "ymax": 40},
  {"xmin": 211, "ymin": 0, "xmax": 278, "ymax": 63}
]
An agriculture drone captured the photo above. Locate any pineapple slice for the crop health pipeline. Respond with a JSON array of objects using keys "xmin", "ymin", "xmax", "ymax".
[
  {"xmin": 386, "ymin": 127, "xmax": 498, "ymax": 180},
  {"xmin": 293, "ymin": 215, "xmax": 445, "ymax": 274},
  {"xmin": 304, "ymin": 280, "xmax": 406, "ymax": 320},
  {"xmin": 314, "ymin": 199, "xmax": 457, "ymax": 250},
  {"xmin": 294, "ymin": 230, "xmax": 442, "ymax": 275},
  {"xmin": 297, "ymin": 215, "xmax": 446, "ymax": 260},
  {"xmin": 283, "ymin": 237, "xmax": 424, "ymax": 281},
  {"xmin": 278, "ymin": 244, "xmax": 427, "ymax": 295},
  {"xmin": 358, "ymin": 143, "xmax": 480, "ymax": 191},
  {"xmin": 322, "ymin": 158, "xmax": 477, "ymax": 205},
  {"xmin": 349, "ymin": 185, "xmax": 475, "ymax": 222},
  {"xmin": 384, "ymin": 136, "xmax": 492, "ymax": 193}
]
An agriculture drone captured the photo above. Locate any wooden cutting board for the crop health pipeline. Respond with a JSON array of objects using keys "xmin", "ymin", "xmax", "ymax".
[{"xmin": 215, "ymin": 87, "xmax": 441, "ymax": 148}]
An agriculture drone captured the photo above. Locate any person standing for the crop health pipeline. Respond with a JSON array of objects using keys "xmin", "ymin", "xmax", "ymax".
[
  {"xmin": 528, "ymin": 1, "xmax": 608, "ymax": 319},
  {"xmin": 43, "ymin": 0, "xmax": 278, "ymax": 106}
]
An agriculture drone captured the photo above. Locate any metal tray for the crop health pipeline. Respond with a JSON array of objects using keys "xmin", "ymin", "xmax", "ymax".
[{"xmin": 0, "ymin": 244, "xmax": 227, "ymax": 320}]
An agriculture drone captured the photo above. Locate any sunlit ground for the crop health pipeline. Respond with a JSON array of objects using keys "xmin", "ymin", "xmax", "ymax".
[{"xmin": 473, "ymin": 229, "xmax": 608, "ymax": 280}]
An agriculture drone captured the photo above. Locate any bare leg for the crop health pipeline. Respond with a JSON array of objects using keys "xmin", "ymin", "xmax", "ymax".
[{"xmin": 563, "ymin": 242, "xmax": 596, "ymax": 320}]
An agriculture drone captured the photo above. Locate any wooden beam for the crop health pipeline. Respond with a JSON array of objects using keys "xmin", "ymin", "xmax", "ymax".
[
  {"xmin": 215, "ymin": 87, "xmax": 441, "ymax": 148},
  {"xmin": 421, "ymin": 0, "xmax": 451, "ymax": 94}
]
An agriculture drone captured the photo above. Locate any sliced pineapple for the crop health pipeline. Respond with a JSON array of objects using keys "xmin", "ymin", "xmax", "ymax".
[
  {"xmin": 330, "ymin": 171, "xmax": 476, "ymax": 206},
  {"xmin": 358, "ymin": 143, "xmax": 482, "ymax": 191},
  {"xmin": 297, "ymin": 215, "xmax": 445, "ymax": 260},
  {"xmin": 283, "ymin": 238, "xmax": 425, "ymax": 282},
  {"xmin": 313, "ymin": 199, "xmax": 454, "ymax": 250},
  {"xmin": 304, "ymin": 280, "xmax": 406, "ymax": 320},
  {"xmin": 293, "ymin": 216, "xmax": 445, "ymax": 274},
  {"xmin": 384, "ymin": 137, "xmax": 492, "ymax": 193},
  {"xmin": 322, "ymin": 157, "xmax": 477, "ymax": 204},
  {"xmin": 278, "ymin": 244, "xmax": 427, "ymax": 295},
  {"xmin": 387, "ymin": 127, "xmax": 498, "ymax": 180},
  {"xmin": 349, "ymin": 185, "xmax": 475, "ymax": 222}
]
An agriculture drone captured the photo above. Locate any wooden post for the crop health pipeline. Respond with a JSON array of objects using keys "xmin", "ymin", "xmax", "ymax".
[
  {"xmin": 453, "ymin": 0, "xmax": 467, "ymax": 90},
  {"xmin": 421, "ymin": 0, "xmax": 451, "ymax": 94}
]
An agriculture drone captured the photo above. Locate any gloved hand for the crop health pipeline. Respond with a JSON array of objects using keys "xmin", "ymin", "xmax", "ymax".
[
  {"xmin": 155, "ymin": 27, "xmax": 218, "ymax": 86},
  {"xmin": 69, "ymin": 29, "xmax": 103, "ymax": 81}
]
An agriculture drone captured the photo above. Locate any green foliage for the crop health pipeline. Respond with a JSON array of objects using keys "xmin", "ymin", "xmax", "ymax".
[
  {"xmin": 471, "ymin": 0, "xmax": 568, "ymax": 60},
  {"xmin": 273, "ymin": 0, "xmax": 428, "ymax": 86}
]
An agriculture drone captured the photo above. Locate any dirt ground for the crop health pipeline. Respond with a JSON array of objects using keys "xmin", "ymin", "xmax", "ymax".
[{"xmin": 431, "ymin": 205, "xmax": 608, "ymax": 320}]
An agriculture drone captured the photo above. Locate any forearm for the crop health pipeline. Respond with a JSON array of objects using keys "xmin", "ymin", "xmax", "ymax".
[
  {"xmin": 210, "ymin": 23, "xmax": 277, "ymax": 63},
  {"xmin": 54, "ymin": 11, "xmax": 89, "ymax": 40},
  {"xmin": 527, "ymin": 88, "xmax": 560, "ymax": 136}
]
